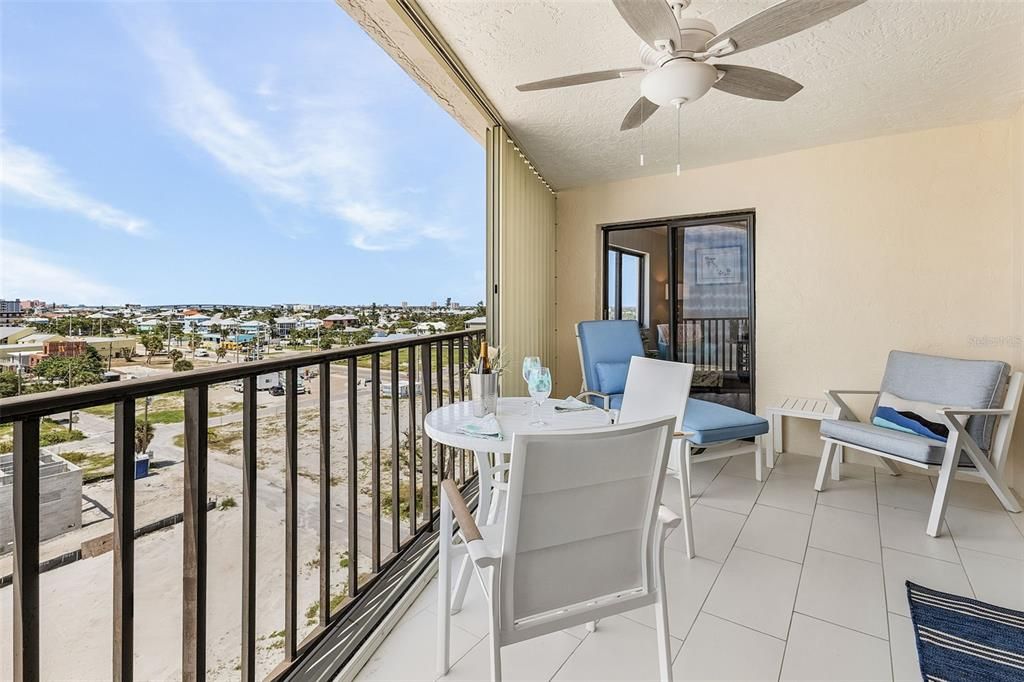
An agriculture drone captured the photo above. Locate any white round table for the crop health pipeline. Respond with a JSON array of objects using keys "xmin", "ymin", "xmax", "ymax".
[
  {"xmin": 425, "ymin": 397, "xmax": 612, "ymax": 519},
  {"xmin": 424, "ymin": 396, "xmax": 611, "ymax": 454},
  {"xmin": 424, "ymin": 396, "xmax": 611, "ymax": 614}
]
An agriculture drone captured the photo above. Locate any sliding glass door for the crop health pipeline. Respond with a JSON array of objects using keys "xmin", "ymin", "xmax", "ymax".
[
  {"xmin": 602, "ymin": 211, "xmax": 755, "ymax": 412},
  {"xmin": 669, "ymin": 214, "xmax": 755, "ymax": 412}
]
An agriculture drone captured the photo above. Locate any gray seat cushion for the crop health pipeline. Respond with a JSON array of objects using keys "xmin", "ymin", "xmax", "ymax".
[
  {"xmin": 820, "ymin": 419, "xmax": 949, "ymax": 465},
  {"xmin": 876, "ymin": 351, "xmax": 1009, "ymax": 452}
]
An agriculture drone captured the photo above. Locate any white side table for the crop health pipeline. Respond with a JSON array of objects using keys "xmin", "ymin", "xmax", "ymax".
[{"xmin": 765, "ymin": 396, "xmax": 841, "ymax": 468}]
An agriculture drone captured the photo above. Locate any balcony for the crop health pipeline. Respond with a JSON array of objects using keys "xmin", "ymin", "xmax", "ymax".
[
  {"xmin": 1, "ymin": 330, "xmax": 485, "ymax": 680},
  {"xmin": 3, "ymin": 0, "xmax": 1024, "ymax": 680}
]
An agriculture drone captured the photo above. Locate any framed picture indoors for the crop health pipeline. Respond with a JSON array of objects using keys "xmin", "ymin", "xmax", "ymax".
[{"xmin": 696, "ymin": 246, "xmax": 742, "ymax": 284}]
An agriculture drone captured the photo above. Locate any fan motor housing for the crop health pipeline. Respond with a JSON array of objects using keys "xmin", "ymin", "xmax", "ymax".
[{"xmin": 641, "ymin": 60, "xmax": 718, "ymax": 107}]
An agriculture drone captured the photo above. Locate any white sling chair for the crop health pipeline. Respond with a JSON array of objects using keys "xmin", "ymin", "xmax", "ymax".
[
  {"xmin": 438, "ymin": 417, "xmax": 680, "ymax": 682},
  {"xmin": 618, "ymin": 357, "xmax": 697, "ymax": 558}
]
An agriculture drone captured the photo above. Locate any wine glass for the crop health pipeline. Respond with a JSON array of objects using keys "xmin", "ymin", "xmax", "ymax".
[
  {"xmin": 527, "ymin": 367, "xmax": 552, "ymax": 427},
  {"xmin": 522, "ymin": 356, "xmax": 541, "ymax": 414}
]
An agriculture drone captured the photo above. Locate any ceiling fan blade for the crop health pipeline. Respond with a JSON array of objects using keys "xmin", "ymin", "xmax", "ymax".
[
  {"xmin": 516, "ymin": 68, "xmax": 644, "ymax": 92},
  {"xmin": 620, "ymin": 96, "xmax": 660, "ymax": 131},
  {"xmin": 705, "ymin": 0, "xmax": 866, "ymax": 56},
  {"xmin": 712, "ymin": 64, "xmax": 803, "ymax": 101},
  {"xmin": 611, "ymin": 0, "xmax": 681, "ymax": 50}
]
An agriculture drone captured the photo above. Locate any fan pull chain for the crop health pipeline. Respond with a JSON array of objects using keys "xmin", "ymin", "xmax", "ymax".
[
  {"xmin": 639, "ymin": 98, "xmax": 645, "ymax": 167},
  {"xmin": 675, "ymin": 102, "xmax": 682, "ymax": 177}
]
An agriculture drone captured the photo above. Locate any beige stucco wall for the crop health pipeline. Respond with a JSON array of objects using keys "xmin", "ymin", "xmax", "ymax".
[{"xmin": 555, "ymin": 115, "xmax": 1024, "ymax": 490}]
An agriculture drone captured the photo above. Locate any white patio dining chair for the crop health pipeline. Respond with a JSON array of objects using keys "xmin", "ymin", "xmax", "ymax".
[
  {"xmin": 617, "ymin": 356, "xmax": 697, "ymax": 558},
  {"xmin": 437, "ymin": 417, "xmax": 681, "ymax": 682}
]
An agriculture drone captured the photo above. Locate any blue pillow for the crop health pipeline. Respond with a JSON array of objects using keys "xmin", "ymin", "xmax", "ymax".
[
  {"xmin": 872, "ymin": 392, "xmax": 959, "ymax": 442},
  {"xmin": 595, "ymin": 361, "xmax": 629, "ymax": 395}
]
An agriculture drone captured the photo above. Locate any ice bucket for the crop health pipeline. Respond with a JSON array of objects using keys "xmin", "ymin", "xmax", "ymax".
[{"xmin": 469, "ymin": 372, "xmax": 498, "ymax": 417}]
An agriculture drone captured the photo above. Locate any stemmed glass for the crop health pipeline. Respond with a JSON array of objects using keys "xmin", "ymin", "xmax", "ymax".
[
  {"xmin": 527, "ymin": 367, "xmax": 552, "ymax": 427},
  {"xmin": 522, "ymin": 356, "xmax": 541, "ymax": 414}
]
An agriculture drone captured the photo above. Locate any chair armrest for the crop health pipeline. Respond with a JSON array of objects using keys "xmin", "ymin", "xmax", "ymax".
[
  {"xmin": 827, "ymin": 390, "xmax": 882, "ymax": 395},
  {"xmin": 441, "ymin": 479, "xmax": 499, "ymax": 568},
  {"xmin": 938, "ymin": 408, "xmax": 1012, "ymax": 417},
  {"xmin": 657, "ymin": 505, "xmax": 681, "ymax": 532},
  {"xmin": 824, "ymin": 389, "xmax": 880, "ymax": 422},
  {"xmin": 577, "ymin": 391, "xmax": 611, "ymax": 411},
  {"xmin": 441, "ymin": 479, "xmax": 480, "ymax": 541}
]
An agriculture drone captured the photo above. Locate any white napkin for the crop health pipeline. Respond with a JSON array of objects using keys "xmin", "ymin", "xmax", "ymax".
[
  {"xmin": 554, "ymin": 395, "xmax": 598, "ymax": 412},
  {"xmin": 457, "ymin": 413, "xmax": 504, "ymax": 440}
]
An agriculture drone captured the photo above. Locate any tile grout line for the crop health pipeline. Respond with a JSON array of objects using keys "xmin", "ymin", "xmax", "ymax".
[
  {"xmin": 671, "ymin": 453, "xmax": 760, "ymax": 665},
  {"xmin": 546, "ymin": 628, "xmax": 591, "ymax": 682},
  {"xmin": 875, "ymin": 465, "xmax": 897, "ymax": 680},
  {"xmin": 777, "ymin": 461, "xmax": 823, "ymax": 682},
  {"xmin": 938, "ymin": 473, "xmax": 981, "ymax": 601}
]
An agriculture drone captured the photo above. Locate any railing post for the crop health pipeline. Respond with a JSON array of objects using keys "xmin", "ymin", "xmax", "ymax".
[
  {"xmin": 370, "ymin": 353, "xmax": 381, "ymax": 572},
  {"xmin": 241, "ymin": 377, "xmax": 257, "ymax": 682},
  {"xmin": 285, "ymin": 367, "xmax": 298, "ymax": 661},
  {"xmin": 13, "ymin": 417, "xmax": 40, "ymax": 682},
  {"xmin": 390, "ymin": 349, "xmax": 401, "ymax": 553},
  {"xmin": 114, "ymin": 399, "xmax": 135, "ymax": 682},
  {"xmin": 347, "ymin": 357, "xmax": 358, "ymax": 597},
  {"xmin": 319, "ymin": 361, "xmax": 331, "ymax": 625},
  {"xmin": 407, "ymin": 346, "xmax": 417, "ymax": 536},
  {"xmin": 183, "ymin": 387, "xmax": 208, "ymax": 682},
  {"xmin": 421, "ymin": 343, "xmax": 434, "ymax": 529},
  {"xmin": 447, "ymin": 339, "xmax": 455, "ymax": 481}
]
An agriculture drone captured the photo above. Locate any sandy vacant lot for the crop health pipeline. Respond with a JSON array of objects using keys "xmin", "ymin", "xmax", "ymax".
[{"xmin": 0, "ymin": 358, "xmax": 472, "ymax": 680}]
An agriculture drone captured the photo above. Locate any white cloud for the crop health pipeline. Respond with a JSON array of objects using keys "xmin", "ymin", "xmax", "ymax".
[
  {"xmin": 0, "ymin": 239, "xmax": 125, "ymax": 304},
  {"xmin": 0, "ymin": 134, "xmax": 148, "ymax": 235},
  {"xmin": 135, "ymin": 20, "xmax": 459, "ymax": 251}
]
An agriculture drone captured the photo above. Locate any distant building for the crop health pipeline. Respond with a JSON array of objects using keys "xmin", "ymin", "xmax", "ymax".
[
  {"xmin": 0, "ymin": 452, "xmax": 82, "ymax": 552},
  {"xmin": 0, "ymin": 300, "xmax": 24, "ymax": 322},
  {"xmin": 465, "ymin": 316, "xmax": 486, "ymax": 331},
  {"xmin": 323, "ymin": 314, "xmax": 359, "ymax": 329},
  {"xmin": 0, "ymin": 327, "xmax": 33, "ymax": 344},
  {"xmin": 274, "ymin": 317, "xmax": 298, "ymax": 336}
]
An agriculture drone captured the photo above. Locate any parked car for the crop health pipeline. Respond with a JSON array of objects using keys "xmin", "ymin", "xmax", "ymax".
[{"xmin": 269, "ymin": 385, "xmax": 285, "ymax": 397}]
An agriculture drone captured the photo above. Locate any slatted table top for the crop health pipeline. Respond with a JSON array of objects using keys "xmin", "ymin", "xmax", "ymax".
[{"xmin": 768, "ymin": 396, "xmax": 839, "ymax": 419}]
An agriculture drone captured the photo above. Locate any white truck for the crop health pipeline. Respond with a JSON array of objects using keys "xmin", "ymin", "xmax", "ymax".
[{"xmin": 255, "ymin": 372, "xmax": 307, "ymax": 393}]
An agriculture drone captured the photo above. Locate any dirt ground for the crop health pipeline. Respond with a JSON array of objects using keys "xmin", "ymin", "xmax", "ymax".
[{"xmin": 0, "ymin": 355, "xmax": 471, "ymax": 681}]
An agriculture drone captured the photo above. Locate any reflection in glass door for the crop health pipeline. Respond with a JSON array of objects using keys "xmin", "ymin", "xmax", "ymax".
[{"xmin": 670, "ymin": 215, "xmax": 755, "ymax": 412}]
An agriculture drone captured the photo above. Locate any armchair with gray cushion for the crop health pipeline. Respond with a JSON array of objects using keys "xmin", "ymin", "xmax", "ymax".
[
  {"xmin": 816, "ymin": 350, "xmax": 1023, "ymax": 537},
  {"xmin": 576, "ymin": 320, "xmax": 769, "ymax": 489}
]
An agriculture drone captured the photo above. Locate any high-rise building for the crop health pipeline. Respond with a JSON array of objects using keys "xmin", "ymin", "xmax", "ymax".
[{"xmin": 0, "ymin": 299, "xmax": 24, "ymax": 322}]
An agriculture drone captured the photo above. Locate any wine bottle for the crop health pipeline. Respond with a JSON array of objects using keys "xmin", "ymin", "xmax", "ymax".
[{"xmin": 478, "ymin": 340, "xmax": 490, "ymax": 374}]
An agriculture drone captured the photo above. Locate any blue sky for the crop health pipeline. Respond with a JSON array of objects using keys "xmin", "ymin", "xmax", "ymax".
[{"xmin": 0, "ymin": 1, "xmax": 484, "ymax": 307}]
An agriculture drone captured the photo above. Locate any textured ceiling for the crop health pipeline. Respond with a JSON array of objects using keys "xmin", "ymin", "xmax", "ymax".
[{"xmin": 416, "ymin": 0, "xmax": 1024, "ymax": 189}]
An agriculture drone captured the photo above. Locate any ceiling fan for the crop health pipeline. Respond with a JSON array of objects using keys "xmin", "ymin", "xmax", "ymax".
[{"xmin": 516, "ymin": 0, "xmax": 866, "ymax": 131}]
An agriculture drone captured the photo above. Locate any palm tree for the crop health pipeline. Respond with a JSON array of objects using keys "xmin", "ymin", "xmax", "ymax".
[
  {"xmin": 215, "ymin": 346, "xmax": 227, "ymax": 363},
  {"xmin": 142, "ymin": 334, "xmax": 163, "ymax": 364}
]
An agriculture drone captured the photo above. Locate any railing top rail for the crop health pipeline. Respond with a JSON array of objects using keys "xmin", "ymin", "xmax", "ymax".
[{"xmin": 0, "ymin": 329, "xmax": 482, "ymax": 423}]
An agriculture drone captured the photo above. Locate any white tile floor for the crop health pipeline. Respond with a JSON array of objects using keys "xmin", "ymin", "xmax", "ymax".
[{"xmin": 354, "ymin": 452, "xmax": 1024, "ymax": 682}]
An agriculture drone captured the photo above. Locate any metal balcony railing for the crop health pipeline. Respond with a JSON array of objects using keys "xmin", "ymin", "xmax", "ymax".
[{"xmin": 0, "ymin": 328, "xmax": 484, "ymax": 681}]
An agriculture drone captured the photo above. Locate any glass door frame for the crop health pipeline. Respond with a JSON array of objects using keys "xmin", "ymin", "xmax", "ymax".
[
  {"xmin": 604, "ymin": 244, "xmax": 647, "ymax": 325},
  {"xmin": 600, "ymin": 209, "xmax": 757, "ymax": 409}
]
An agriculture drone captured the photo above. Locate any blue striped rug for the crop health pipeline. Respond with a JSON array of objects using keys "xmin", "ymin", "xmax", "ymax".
[{"xmin": 906, "ymin": 581, "xmax": 1024, "ymax": 681}]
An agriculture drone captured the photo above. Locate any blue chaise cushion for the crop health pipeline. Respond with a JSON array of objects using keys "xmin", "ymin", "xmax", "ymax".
[
  {"xmin": 595, "ymin": 361, "xmax": 629, "ymax": 395},
  {"xmin": 683, "ymin": 399, "xmax": 768, "ymax": 445}
]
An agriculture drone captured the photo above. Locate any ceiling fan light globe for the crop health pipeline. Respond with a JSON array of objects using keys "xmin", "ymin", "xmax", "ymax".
[{"xmin": 640, "ymin": 60, "xmax": 718, "ymax": 108}]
